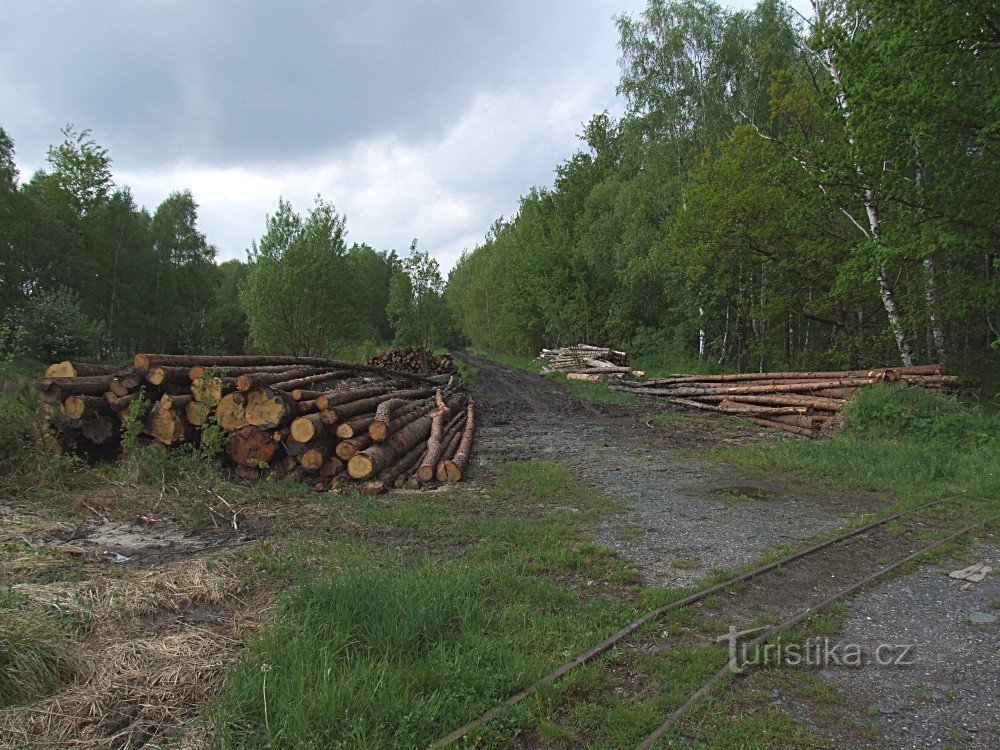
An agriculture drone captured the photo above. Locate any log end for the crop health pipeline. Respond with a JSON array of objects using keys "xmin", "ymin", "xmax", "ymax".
[{"xmin": 347, "ymin": 453, "xmax": 374, "ymax": 479}]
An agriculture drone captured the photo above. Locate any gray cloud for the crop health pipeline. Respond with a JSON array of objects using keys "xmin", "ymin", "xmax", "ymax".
[
  {"xmin": 3, "ymin": 1, "xmax": 778, "ymax": 267},
  {"xmin": 2, "ymin": 1, "xmax": 636, "ymax": 167}
]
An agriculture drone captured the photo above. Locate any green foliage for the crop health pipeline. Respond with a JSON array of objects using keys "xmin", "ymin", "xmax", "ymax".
[
  {"xmin": 445, "ymin": 0, "xmax": 999, "ymax": 381},
  {"xmin": 387, "ymin": 243, "xmax": 453, "ymax": 353},
  {"xmin": 725, "ymin": 386, "xmax": 1000, "ymax": 511},
  {"xmin": 845, "ymin": 385, "xmax": 999, "ymax": 449},
  {"xmin": 119, "ymin": 389, "xmax": 151, "ymax": 454},
  {"xmin": 241, "ymin": 198, "xmax": 398, "ymax": 355},
  {"xmin": 0, "ymin": 392, "xmax": 32, "ymax": 470},
  {"xmin": 195, "ymin": 415, "xmax": 228, "ymax": 462},
  {"xmin": 2, "ymin": 287, "xmax": 104, "ymax": 363}
]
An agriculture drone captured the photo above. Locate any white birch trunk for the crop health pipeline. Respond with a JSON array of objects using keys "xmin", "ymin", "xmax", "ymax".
[
  {"xmin": 811, "ymin": 0, "xmax": 914, "ymax": 365},
  {"xmin": 698, "ymin": 305, "xmax": 706, "ymax": 361}
]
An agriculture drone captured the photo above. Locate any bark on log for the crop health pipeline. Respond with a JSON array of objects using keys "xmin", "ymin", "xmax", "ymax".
[
  {"xmin": 160, "ymin": 394, "xmax": 194, "ymax": 411},
  {"xmin": 335, "ymin": 413, "xmax": 376, "ymax": 439},
  {"xmin": 106, "ymin": 391, "xmax": 140, "ymax": 412},
  {"xmin": 416, "ymin": 392, "xmax": 451, "ymax": 481},
  {"xmin": 347, "ymin": 412, "xmax": 436, "ymax": 479},
  {"xmin": 438, "ymin": 402, "xmax": 475, "ymax": 483},
  {"xmin": 335, "ymin": 435, "xmax": 373, "ymax": 460},
  {"xmin": 748, "ymin": 416, "xmax": 817, "ymax": 438},
  {"xmin": 315, "ymin": 384, "xmax": 395, "ymax": 410},
  {"xmin": 41, "ymin": 375, "xmax": 115, "ymax": 398},
  {"xmin": 44, "ymin": 361, "xmax": 117, "ymax": 378},
  {"xmin": 270, "ymin": 370, "xmax": 350, "ymax": 392},
  {"xmin": 146, "ymin": 365, "xmax": 192, "ymax": 386},
  {"xmin": 615, "ymin": 376, "xmax": 885, "ymax": 398},
  {"xmin": 235, "ymin": 367, "xmax": 318, "ymax": 392},
  {"xmin": 329, "ymin": 387, "xmax": 435, "ymax": 423},
  {"xmin": 434, "ymin": 413, "xmax": 467, "ymax": 481}
]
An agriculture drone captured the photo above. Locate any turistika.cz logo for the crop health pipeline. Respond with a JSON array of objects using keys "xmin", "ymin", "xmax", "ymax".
[{"xmin": 718, "ymin": 626, "xmax": 915, "ymax": 673}]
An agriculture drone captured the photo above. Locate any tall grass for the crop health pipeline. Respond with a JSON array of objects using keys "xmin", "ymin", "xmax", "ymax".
[
  {"xmin": 0, "ymin": 591, "xmax": 78, "ymax": 707},
  {"xmin": 725, "ymin": 385, "xmax": 999, "ymax": 512}
]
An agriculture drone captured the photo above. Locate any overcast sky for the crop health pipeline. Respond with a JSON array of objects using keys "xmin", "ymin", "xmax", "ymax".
[{"xmin": 2, "ymin": 1, "xmax": 801, "ymax": 269}]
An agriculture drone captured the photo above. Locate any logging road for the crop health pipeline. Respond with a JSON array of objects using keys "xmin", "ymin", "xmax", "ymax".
[{"xmin": 459, "ymin": 352, "xmax": 889, "ymax": 587}]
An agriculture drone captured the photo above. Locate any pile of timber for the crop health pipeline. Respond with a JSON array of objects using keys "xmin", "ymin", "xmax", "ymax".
[
  {"xmin": 535, "ymin": 344, "xmax": 642, "ymax": 379},
  {"xmin": 613, "ymin": 364, "xmax": 955, "ymax": 438},
  {"xmin": 364, "ymin": 347, "xmax": 457, "ymax": 375},
  {"xmin": 37, "ymin": 354, "xmax": 476, "ymax": 493}
]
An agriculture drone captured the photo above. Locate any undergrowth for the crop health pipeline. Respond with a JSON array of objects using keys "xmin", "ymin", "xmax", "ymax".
[{"xmin": 724, "ymin": 385, "xmax": 999, "ymax": 513}]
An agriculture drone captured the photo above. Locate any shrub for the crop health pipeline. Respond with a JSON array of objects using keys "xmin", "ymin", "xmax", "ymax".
[
  {"xmin": 3, "ymin": 287, "xmax": 105, "ymax": 363},
  {"xmin": 844, "ymin": 384, "xmax": 998, "ymax": 449}
]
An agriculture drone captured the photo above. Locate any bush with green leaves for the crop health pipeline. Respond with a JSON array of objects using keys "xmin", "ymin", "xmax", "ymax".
[
  {"xmin": 844, "ymin": 385, "xmax": 998, "ymax": 449},
  {"xmin": 3, "ymin": 287, "xmax": 104, "ymax": 363}
]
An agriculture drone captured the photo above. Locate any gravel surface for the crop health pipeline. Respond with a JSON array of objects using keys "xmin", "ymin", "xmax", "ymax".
[
  {"xmin": 812, "ymin": 535, "xmax": 999, "ymax": 749},
  {"xmin": 463, "ymin": 353, "xmax": 885, "ymax": 587}
]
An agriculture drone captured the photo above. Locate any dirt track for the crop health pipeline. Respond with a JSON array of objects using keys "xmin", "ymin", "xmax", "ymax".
[{"xmin": 462, "ymin": 353, "xmax": 885, "ymax": 586}]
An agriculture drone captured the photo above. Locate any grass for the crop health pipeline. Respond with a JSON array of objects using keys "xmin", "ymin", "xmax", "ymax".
[
  {"xmin": 549, "ymin": 374, "xmax": 637, "ymax": 405},
  {"xmin": 0, "ymin": 589, "xmax": 79, "ymax": 707},
  {"xmin": 724, "ymin": 384, "xmax": 1000, "ymax": 515},
  {"xmin": 213, "ymin": 461, "xmax": 643, "ymax": 749}
]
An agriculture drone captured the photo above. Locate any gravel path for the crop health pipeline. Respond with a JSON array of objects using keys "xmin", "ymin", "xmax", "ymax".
[
  {"xmin": 813, "ymin": 535, "xmax": 999, "ymax": 749},
  {"xmin": 463, "ymin": 353, "xmax": 883, "ymax": 587}
]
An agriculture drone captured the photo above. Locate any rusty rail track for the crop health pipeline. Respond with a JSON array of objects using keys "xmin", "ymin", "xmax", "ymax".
[{"xmin": 430, "ymin": 498, "xmax": 967, "ymax": 748}]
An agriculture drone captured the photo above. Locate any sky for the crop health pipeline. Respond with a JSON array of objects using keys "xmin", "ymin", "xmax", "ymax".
[{"xmin": 1, "ymin": 1, "xmax": 806, "ymax": 270}]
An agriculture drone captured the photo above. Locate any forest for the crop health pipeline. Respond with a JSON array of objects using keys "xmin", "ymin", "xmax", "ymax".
[
  {"xmin": 447, "ymin": 0, "xmax": 999, "ymax": 377},
  {"xmin": 2, "ymin": 0, "xmax": 997, "ymax": 381},
  {"xmin": 0, "ymin": 127, "xmax": 448, "ymax": 366}
]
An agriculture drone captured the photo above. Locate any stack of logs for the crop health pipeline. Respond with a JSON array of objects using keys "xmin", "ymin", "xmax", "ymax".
[
  {"xmin": 613, "ymin": 364, "xmax": 954, "ymax": 438},
  {"xmin": 364, "ymin": 347, "xmax": 457, "ymax": 375},
  {"xmin": 535, "ymin": 344, "xmax": 642, "ymax": 379},
  {"xmin": 38, "ymin": 354, "xmax": 475, "ymax": 493}
]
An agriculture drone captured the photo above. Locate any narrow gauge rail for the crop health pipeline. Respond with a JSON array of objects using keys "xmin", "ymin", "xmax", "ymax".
[{"xmin": 430, "ymin": 499, "xmax": 989, "ymax": 748}]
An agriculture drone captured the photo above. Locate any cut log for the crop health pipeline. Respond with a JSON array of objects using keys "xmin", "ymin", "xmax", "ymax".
[
  {"xmin": 368, "ymin": 397, "xmax": 439, "ymax": 441},
  {"xmin": 227, "ymin": 425, "xmax": 279, "ymax": 466},
  {"xmin": 185, "ymin": 399, "xmax": 213, "ymax": 427},
  {"xmin": 244, "ymin": 388, "xmax": 298, "ymax": 430},
  {"xmin": 318, "ymin": 456, "xmax": 344, "ymax": 477},
  {"xmin": 438, "ymin": 402, "xmax": 475, "ymax": 483},
  {"xmin": 106, "ymin": 391, "xmax": 140, "ymax": 412},
  {"xmin": 160, "ymin": 394, "xmax": 194, "ymax": 411},
  {"xmin": 347, "ymin": 412, "xmax": 436, "ymax": 479},
  {"xmin": 63, "ymin": 394, "xmax": 106, "ymax": 420},
  {"xmin": 434, "ymin": 413, "xmax": 467, "ymax": 481},
  {"xmin": 191, "ymin": 375, "xmax": 233, "ymax": 404},
  {"xmin": 269, "ymin": 369, "xmax": 349, "ymax": 392},
  {"xmin": 315, "ymin": 384, "xmax": 395, "ymax": 410},
  {"xmin": 215, "ymin": 392, "xmax": 248, "ymax": 431},
  {"xmin": 146, "ymin": 404, "xmax": 189, "ymax": 446},
  {"xmin": 40, "ymin": 375, "xmax": 114, "ymax": 398},
  {"xmin": 417, "ymin": 392, "xmax": 451, "ymax": 481},
  {"xmin": 44, "ymin": 361, "xmax": 116, "ymax": 378},
  {"xmin": 335, "ymin": 435, "xmax": 372, "ymax": 460},
  {"xmin": 300, "ymin": 442, "xmax": 331, "ymax": 472},
  {"xmin": 235, "ymin": 367, "xmax": 317, "ymax": 392},
  {"xmin": 329, "ymin": 387, "xmax": 435, "ymax": 423},
  {"xmin": 336, "ymin": 413, "xmax": 376, "ymax": 439},
  {"xmin": 290, "ymin": 413, "xmax": 329, "ymax": 443},
  {"xmin": 81, "ymin": 415, "xmax": 116, "ymax": 445},
  {"xmin": 146, "ymin": 365, "xmax": 192, "ymax": 386}
]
